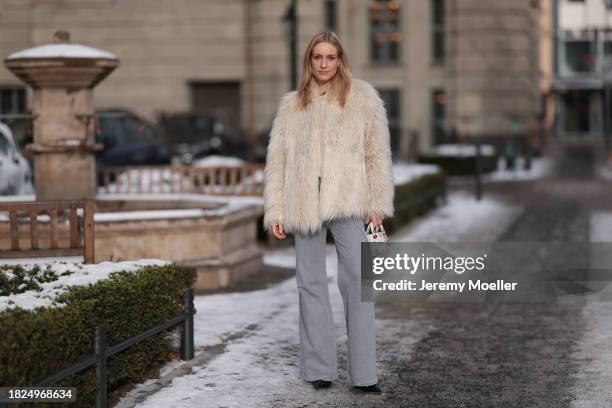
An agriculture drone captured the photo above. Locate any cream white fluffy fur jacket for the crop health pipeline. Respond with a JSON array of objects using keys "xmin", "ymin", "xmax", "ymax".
[{"xmin": 263, "ymin": 78, "xmax": 394, "ymax": 235}]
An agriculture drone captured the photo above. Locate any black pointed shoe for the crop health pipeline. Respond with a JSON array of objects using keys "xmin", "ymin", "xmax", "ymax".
[
  {"xmin": 353, "ymin": 382, "xmax": 383, "ymax": 393},
  {"xmin": 310, "ymin": 380, "xmax": 332, "ymax": 390}
]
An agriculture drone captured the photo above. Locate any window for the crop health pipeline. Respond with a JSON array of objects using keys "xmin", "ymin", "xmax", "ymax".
[
  {"xmin": 561, "ymin": 40, "xmax": 594, "ymax": 75},
  {"xmin": 377, "ymin": 88, "xmax": 400, "ymax": 158},
  {"xmin": 190, "ymin": 81, "xmax": 241, "ymax": 130},
  {"xmin": 369, "ymin": 0, "xmax": 401, "ymax": 64},
  {"xmin": 431, "ymin": 89, "xmax": 446, "ymax": 145},
  {"xmin": 560, "ymin": 90, "xmax": 591, "ymax": 134},
  {"xmin": 324, "ymin": 0, "xmax": 337, "ymax": 32},
  {"xmin": 0, "ymin": 87, "xmax": 26, "ymax": 115},
  {"xmin": 431, "ymin": 0, "xmax": 445, "ymax": 64}
]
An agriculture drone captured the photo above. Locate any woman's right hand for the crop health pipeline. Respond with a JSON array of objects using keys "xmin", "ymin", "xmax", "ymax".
[{"xmin": 272, "ymin": 222, "xmax": 287, "ymax": 240}]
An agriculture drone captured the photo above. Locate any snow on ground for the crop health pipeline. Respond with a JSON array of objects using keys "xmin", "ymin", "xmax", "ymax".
[
  {"xmin": 0, "ymin": 259, "xmax": 168, "ymax": 311},
  {"xmin": 590, "ymin": 212, "xmax": 612, "ymax": 242},
  {"xmin": 394, "ymin": 190, "xmax": 522, "ymax": 242},
  {"xmin": 596, "ymin": 163, "xmax": 612, "ymax": 182},
  {"xmin": 192, "ymin": 257, "xmax": 300, "ymax": 348},
  {"xmin": 393, "ymin": 162, "xmax": 440, "ymax": 185},
  {"xmin": 569, "ymin": 212, "xmax": 612, "ymax": 408},
  {"xmin": 428, "ymin": 143, "xmax": 496, "ymax": 157},
  {"xmin": 120, "ymin": 191, "xmax": 521, "ymax": 408},
  {"xmin": 483, "ymin": 157, "xmax": 554, "ymax": 183}
]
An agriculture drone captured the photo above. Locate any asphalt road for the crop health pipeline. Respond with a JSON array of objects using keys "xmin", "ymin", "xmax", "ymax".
[{"xmin": 365, "ymin": 141, "xmax": 612, "ymax": 408}]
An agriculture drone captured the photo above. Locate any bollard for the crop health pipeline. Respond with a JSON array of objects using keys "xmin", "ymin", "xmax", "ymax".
[
  {"xmin": 95, "ymin": 325, "xmax": 107, "ymax": 408},
  {"xmin": 525, "ymin": 134, "xmax": 532, "ymax": 171},
  {"xmin": 181, "ymin": 288, "xmax": 195, "ymax": 360},
  {"xmin": 475, "ymin": 142, "xmax": 482, "ymax": 201}
]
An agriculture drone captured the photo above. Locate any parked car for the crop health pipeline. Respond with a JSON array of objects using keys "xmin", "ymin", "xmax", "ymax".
[
  {"xmin": 158, "ymin": 113, "xmax": 247, "ymax": 165},
  {"xmin": 95, "ymin": 108, "xmax": 170, "ymax": 167},
  {"xmin": 0, "ymin": 122, "xmax": 34, "ymax": 195}
]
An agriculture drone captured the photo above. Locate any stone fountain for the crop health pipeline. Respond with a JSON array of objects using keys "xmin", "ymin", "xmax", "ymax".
[
  {"xmin": 4, "ymin": 30, "xmax": 118, "ymax": 201},
  {"xmin": 1, "ymin": 32, "xmax": 264, "ymax": 291}
]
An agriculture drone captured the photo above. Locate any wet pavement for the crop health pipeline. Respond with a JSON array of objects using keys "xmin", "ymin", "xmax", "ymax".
[{"xmin": 366, "ymin": 140, "xmax": 612, "ymax": 407}]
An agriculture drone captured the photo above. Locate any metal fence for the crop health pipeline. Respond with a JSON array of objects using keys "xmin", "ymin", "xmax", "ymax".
[
  {"xmin": 97, "ymin": 164, "xmax": 265, "ymax": 196},
  {"xmin": 33, "ymin": 288, "xmax": 196, "ymax": 407}
]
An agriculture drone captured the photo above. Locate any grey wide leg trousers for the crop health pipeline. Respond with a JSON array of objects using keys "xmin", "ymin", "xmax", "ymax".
[{"xmin": 294, "ymin": 217, "xmax": 378, "ymax": 386}]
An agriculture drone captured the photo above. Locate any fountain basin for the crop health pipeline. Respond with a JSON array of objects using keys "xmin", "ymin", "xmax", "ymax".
[{"xmin": 0, "ymin": 194, "xmax": 264, "ymax": 291}]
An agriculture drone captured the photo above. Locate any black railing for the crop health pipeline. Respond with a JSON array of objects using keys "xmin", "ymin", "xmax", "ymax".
[{"xmin": 33, "ymin": 288, "xmax": 196, "ymax": 407}]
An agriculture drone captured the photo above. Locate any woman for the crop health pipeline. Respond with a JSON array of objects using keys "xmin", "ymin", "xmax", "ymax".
[{"xmin": 263, "ymin": 31, "xmax": 394, "ymax": 393}]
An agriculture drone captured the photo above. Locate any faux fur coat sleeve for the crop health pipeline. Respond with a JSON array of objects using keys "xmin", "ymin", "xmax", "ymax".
[
  {"xmin": 362, "ymin": 85, "xmax": 395, "ymax": 220},
  {"xmin": 262, "ymin": 91, "xmax": 295, "ymax": 232}
]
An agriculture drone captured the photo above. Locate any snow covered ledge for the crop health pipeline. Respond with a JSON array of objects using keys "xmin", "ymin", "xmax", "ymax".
[{"xmin": 0, "ymin": 194, "xmax": 265, "ymax": 291}]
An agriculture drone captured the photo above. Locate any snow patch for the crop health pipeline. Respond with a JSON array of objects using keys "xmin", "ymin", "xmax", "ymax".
[
  {"xmin": 427, "ymin": 143, "xmax": 496, "ymax": 157},
  {"xmin": 484, "ymin": 157, "xmax": 554, "ymax": 182},
  {"xmin": 393, "ymin": 162, "xmax": 441, "ymax": 185},
  {"xmin": 0, "ymin": 259, "xmax": 169, "ymax": 312},
  {"xmin": 193, "ymin": 155, "xmax": 246, "ymax": 167},
  {"xmin": 94, "ymin": 194, "xmax": 263, "ymax": 222},
  {"xmin": 394, "ymin": 191, "xmax": 522, "ymax": 242},
  {"xmin": 590, "ymin": 212, "xmax": 612, "ymax": 241},
  {"xmin": 7, "ymin": 44, "xmax": 117, "ymax": 60}
]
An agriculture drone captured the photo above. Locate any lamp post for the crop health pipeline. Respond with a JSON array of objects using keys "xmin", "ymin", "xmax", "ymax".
[
  {"xmin": 602, "ymin": 31, "xmax": 612, "ymax": 160},
  {"xmin": 282, "ymin": 0, "xmax": 298, "ymax": 90}
]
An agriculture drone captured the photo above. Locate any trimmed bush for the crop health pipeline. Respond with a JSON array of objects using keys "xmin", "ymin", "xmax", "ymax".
[
  {"xmin": 386, "ymin": 171, "xmax": 447, "ymax": 234},
  {"xmin": 418, "ymin": 154, "xmax": 497, "ymax": 175},
  {"xmin": 418, "ymin": 145, "xmax": 498, "ymax": 175},
  {"xmin": 0, "ymin": 263, "xmax": 196, "ymax": 407}
]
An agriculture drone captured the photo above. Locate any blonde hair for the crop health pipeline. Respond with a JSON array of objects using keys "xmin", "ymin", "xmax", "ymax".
[{"xmin": 296, "ymin": 31, "xmax": 352, "ymax": 110}]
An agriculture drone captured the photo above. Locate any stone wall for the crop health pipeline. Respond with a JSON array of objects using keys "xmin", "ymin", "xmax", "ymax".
[
  {"xmin": 0, "ymin": 0, "xmax": 545, "ymax": 154},
  {"xmin": 445, "ymin": 0, "xmax": 541, "ymax": 139}
]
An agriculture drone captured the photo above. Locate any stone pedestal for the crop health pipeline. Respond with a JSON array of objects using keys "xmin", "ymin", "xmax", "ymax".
[{"xmin": 31, "ymin": 88, "xmax": 97, "ymax": 200}]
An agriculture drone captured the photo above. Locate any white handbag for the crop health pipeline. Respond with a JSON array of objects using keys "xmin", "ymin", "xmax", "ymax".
[{"xmin": 366, "ymin": 222, "xmax": 389, "ymax": 243}]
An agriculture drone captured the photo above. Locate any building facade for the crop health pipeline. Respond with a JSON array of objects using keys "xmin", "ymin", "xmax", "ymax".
[
  {"xmin": 554, "ymin": 0, "xmax": 612, "ymax": 142},
  {"xmin": 0, "ymin": 0, "xmax": 544, "ymax": 158}
]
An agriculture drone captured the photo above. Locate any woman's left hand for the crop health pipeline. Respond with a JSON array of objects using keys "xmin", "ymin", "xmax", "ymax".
[{"xmin": 363, "ymin": 213, "xmax": 383, "ymax": 227}]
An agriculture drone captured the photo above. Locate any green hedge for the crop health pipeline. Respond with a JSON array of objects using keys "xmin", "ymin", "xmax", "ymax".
[
  {"xmin": 418, "ymin": 154, "xmax": 498, "ymax": 175},
  {"xmin": 386, "ymin": 171, "xmax": 447, "ymax": 234},
  {"xmin": 0, "ymin": 263, "xmax": 196, "ymax": 407}
]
